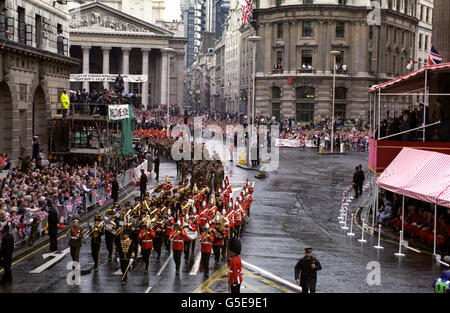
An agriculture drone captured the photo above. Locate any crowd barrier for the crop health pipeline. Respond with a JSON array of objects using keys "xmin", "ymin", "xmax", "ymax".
[{"xmin": 8, "ymin": 160, "xmax": 148, "ymax": 248}]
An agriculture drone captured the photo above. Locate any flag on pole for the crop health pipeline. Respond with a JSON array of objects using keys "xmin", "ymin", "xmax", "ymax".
[
  {"xmin": 428, "ymin": 43, "xmax": 443, "ymax": 65},
  {"xmin": 241, "ymin": 0, "xmax": 253, "ymax": 25}
]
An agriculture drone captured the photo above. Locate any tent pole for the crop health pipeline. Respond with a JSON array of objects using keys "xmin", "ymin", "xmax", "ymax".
[
  {"xmin": 401, "ymin": 196, "xmax": 404, "ymax": 235},
  {"xmin": 423, "ymin": 69, "xmax": 428, "ymax": 142},
  {"xmin": 433, "ymin": 203, "xmax": 437, "ymax": 256}
]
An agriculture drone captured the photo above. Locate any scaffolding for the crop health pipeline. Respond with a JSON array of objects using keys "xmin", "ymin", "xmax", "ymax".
[{"xmin": 49, "ymin": 103, "xmax": 132, "ymax": 168}]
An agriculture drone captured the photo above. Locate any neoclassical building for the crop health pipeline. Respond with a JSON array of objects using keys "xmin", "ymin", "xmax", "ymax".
[
  {"xmin": 0, "ymin": 0, "xmax": 78, "ymax": 161},
  {"xmin": 249, "ymin": 0, "xmax": 419, "ymax": 121},
  {"xmin": 68, "ymin": 2, "xmax": 187, "ymax": 109}
]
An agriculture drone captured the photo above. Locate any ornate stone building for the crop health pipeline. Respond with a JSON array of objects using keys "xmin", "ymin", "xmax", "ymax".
[
  {"xmin": 249, "ymin": 0, "xmax": 419, "ymax": 121},
  {"xmin": 0, "ymin": 0, "xmax": 78, "ymax": 161},
  {"xmin": 68, "ymin": 2, "xmax": 187, "ymax": 109}
]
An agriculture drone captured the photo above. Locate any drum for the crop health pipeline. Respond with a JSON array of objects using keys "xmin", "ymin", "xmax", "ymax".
[{"xmin": 186, "ymin": 230, "xmax": 198, "ymax": 240}]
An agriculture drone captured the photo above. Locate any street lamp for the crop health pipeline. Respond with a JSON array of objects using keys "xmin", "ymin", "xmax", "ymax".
[
  {"xmin": 329, "ymin": 50, "xmax": 341, "ymax": 153},
  {"xmin": 163, "ymin": 47, "xmax": 175, "ymax": 137},
  {"xmin": 247, "ymin": 35, "xmax": 261, "ymax": 166}
]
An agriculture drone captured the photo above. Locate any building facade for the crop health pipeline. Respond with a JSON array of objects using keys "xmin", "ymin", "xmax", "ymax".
[
  {"xmin": 213, "ymin": 35, "xmax": 226, "ymax": 111},
  {"xmin": 181, "ymin": 0, "xmax": 206, "ymax": 68},
  {"xmin": 245, "ymin": 0, "xmax": 418, "ymax": 121},
  {"xmin": 68, "ymin": 2, "xmax": 187, "ymax": 110},
  {"xmin": 0, "ymin": 0, "xmax": 78, "ymax": 161}
]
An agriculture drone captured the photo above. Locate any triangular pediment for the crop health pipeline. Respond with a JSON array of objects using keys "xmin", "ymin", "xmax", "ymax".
[{"xmin": 69, "ymin": 2, "xmax": 173, "ymax": 36}]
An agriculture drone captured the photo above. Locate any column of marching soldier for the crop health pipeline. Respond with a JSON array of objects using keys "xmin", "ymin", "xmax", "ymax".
[{"xmin": 66, "ymin": 175, "xmax": 253, "ymax": 284}]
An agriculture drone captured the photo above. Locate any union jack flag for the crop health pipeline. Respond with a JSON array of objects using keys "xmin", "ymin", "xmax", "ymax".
[
  {"xmin": 75, "ymin": 196, "xmax": 83, "ymax": 205},
  {"xmin": 66, "ymin": 201, "xmax": 74, "ymax": 213},
  {"xmin": 428, "ymin": 43, "xmax": 443, "ymax": 65},
  {"xmin": 92, "ymin": 190, "xmax": 98, "ymax": 198},
  {"xmin": 241, "ymin": 0, "xmax": 253, "ymax": 25},
  {"xmin": 98, "ymin": 197, "xmax": 105, "ymax": 206}
]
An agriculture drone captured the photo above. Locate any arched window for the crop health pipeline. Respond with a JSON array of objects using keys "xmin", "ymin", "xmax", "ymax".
[
  {"xmin": 296, "ymin": 86, "xmax": 315, "ymax": 99},
  {"xmin": 272, "ymin": 86, "xmax": 281, "ymax": 99}
]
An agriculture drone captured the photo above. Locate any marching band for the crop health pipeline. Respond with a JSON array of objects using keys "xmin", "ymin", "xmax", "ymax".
[{"xmin": 68, "ymin": 175, "xmax": 254, "ymax": 285}]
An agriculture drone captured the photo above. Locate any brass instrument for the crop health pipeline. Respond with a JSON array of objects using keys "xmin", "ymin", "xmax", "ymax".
[{"xmin": 85, "ymin": 221, "xmax": 105, "ymax": 237}]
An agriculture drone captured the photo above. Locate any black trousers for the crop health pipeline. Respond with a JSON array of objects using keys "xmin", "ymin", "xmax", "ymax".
[
  {"xmin": 120, "ymin": 259, "xmax": 130, "ymax": 281},
  {"xmin": 230, "ymin": 284, "xmax": 241, "ymax": 293},
  {"xmin": 153, "ymin": 237, "xmax": 163, "ymax": 259},
  {"xmin": 212, "ymin": 245, "xmax": 221, "ymax": 263},
  {"xmin": 358, "ymin": 183, "xmax": 363, "ymax": 196},
  {"xmin": 222, "ymin": 237, "xmax": 228, "ymax": 257},
  {"xmin": 200, "ymin": 252, "xmax": 211, "ymax": 275},
  {"xmin": 173, "ymin": 250, "xmax": 182, "ymax": 272},
  {"xmin": 234, "ymin": 226, "xmax": 241, "ymax": 239},
  {"xmin": 49, "ymin": 232, "xmax": 58, "ymax": 252},
  {"xmin": 141, "ymin": 248, "xmax": 152, "ymax": 272},
  {"xmin": 91, "ymin": 243, "xmax": 101, "ymax": 269},
  {"xmin": 163, "ymin": 236, "xmax": 170, "ymax": 252},
  {"xmin": 184, "ymin": 241, "xmax": 192, "ymax": 261},
  {"xmin": 1, "ymin": 259, "xmax": 12, "ymax": 283},
  {"xmin": 300, "ymin": 280, "xmax": 316, "ymax": 294},
  {"xmin": 105, "ymin": 231, "xmax": 115, "ymax": 258},
  {"xmin": 70, "ymin": 246, "xmax": 80, "ymax": 263}
]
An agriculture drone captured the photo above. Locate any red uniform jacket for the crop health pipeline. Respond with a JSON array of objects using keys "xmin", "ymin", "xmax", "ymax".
[
  {"xmin": 172, "ymin": 230, "xmax": 188, "ymax": 250},
  {"xmin": 138, "ymin": 229, "xmax": 155, "ymax": 250},
  {"xmin": 197, "ymin": 209, "xmax": 208, "ymax": 228},
  {"xmin": 212, "ymin": 227, "xmax": 224, "ymax": 246},
  {"xmin": 165, "ymin": 217, "xmax": 175, "ymax": 236},
  {"xmin": 200, "ymin": 233, "xmax": 214, "ymax": 253},
  {"xmin": 228, "ymin": 255, "xmax": 242, "ymax": 285}
]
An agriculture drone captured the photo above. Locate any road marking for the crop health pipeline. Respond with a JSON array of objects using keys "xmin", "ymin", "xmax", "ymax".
[
  {"xmin": 241, "ymin": 260, "xmax": 302, "ymax": 293},
  {"xmin": 145, "ymin": 285, "xmax": 153, "ymax": 293},
  {"xmin": 243, "ymin": 270, "xmax": 293, "ymax": 293},
  {"xmin": 189, "ymin": 252, "xmax": 202, "ymax": 276},
  {"xmin": 156, "ymin": 252, "xmax": 173, "ymax": 276},
  {"xmin": 114, "ymin": 269, "xmax": 122, "ymax": 275},
  {"xmin": 29, "ymin": 248, "xmax": 70, "ymax": 274},
  {"xmin": 192, "ymin": 263, "xmax": 228, "ymax": 293}
]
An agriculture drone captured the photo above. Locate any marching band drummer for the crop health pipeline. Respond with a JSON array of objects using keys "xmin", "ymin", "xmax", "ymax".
[
  {"xmin": 183, "ymin": 214, "xmax": 198, "ymax": 263},
  {"xmin": 90, "ymin": 215, "xmax": 104, "ymax": 272},
  {"xmin": 139, "ymin": 223, "xmax": 155, "ymax": 275}
]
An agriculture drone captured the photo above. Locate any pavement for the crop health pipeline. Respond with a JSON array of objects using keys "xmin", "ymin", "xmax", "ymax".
[{"xmin": 0, "ymin": 143, "xmax": 444, "ymax": 293}]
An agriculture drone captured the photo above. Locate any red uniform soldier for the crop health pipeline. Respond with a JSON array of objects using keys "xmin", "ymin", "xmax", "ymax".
[
  {"xmin": 199, "ymin": 231, "xmax": 214, "ymax": 277},
  {"xmin": 139, "ymin": 225, "xmax": 155, "ymax": 274},
  {"xmin": 227, "ymin": 237, "xmax": 242, "ymax": 294},
  {"xmin": 171, "ymin": 223, "xmax": 188, "ymax": 275}
]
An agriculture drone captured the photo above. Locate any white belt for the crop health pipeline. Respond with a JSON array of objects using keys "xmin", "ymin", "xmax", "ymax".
[
  {"xmin": 142, "ymin": 240, "xmax": 152, "ymax": 243},
  {"xmin": 202, "ymin": 242, "xmax": 212, "ymax": 246},
  {"xmin": 71, "ymin": 237, "xmax": 79, "ymax": 240},
  {"xmin": 174, "ymin": 240, "xmax": 183, "ymax": 243}
]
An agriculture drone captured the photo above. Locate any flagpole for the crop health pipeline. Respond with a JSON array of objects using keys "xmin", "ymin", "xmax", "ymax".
[{"xmin": 423, "ymin": 68, "xmax": 428, "ymax": 142}]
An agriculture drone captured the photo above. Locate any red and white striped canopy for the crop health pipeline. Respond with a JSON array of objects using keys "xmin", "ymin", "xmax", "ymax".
[{"xmin": 376, "ymin": 147, "xmax": 450, "ymax": 208}]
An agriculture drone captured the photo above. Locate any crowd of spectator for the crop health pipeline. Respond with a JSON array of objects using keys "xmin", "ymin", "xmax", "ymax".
[{"xmin": 376, "ymin": 190, "xmax": 450, "ymax": 255}]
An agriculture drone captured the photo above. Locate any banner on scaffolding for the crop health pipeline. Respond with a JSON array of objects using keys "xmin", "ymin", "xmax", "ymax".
[
  {"xmin": 108, "ymin": 105, "xmax": 130, "ymax": 121},
  {"xmin": 70, "ymin": 74, "xmax": 148, "ymax": 83}
]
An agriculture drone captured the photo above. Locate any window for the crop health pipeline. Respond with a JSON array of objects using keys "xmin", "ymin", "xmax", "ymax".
[
  {"xmin": 302, "ymin": 21, "xmax": 313, "ymax": 37},
  {"xmin": 272, "ymin": 87, "xmax": 281, "ymax": 99},
  {"xmin": 336, "ymin": 22, "xmax": 344, "ymax": 38},
  {"xmin": 369, "ymin": 26, "xmax": 373, "ymax": 40},
  {"xmin": 276, "ymin": 50, "xmax": 283, "ymax": 66},
  {"xmin": 277, "ymin": 22, "xmax": 283, "ymax": 39},
  {"xmin": 35, "ymin": 15, "xmax": 42, "ymax": 49},
  {"xmin": 296, "ymin": 103, "xmax": 314, "ymax": 122},
  {"xmin": 425, "ymin": 35, "xmax": 429, "ymax": 50},
  {"xmin": 402, "ymin": 31, "xmax": 405, "ymax": 46},
  {"xmin": 388, "ymin": 0, "xmax": 393, "ymax": 9},
  {"xmin": 272, "ymin": 103, "xmax": 280, "ymax": 120},
  {"xmin": 296, "ymin": 87, "xmax": 315, "ymax": 99},
  {"xmin": 276, "ymin": 0, "xmax": 282, "ymax": 6},
  {"xmin": 418, "ymin": 58, "xmax": 422, "ymax": 69},
  {"xmin": 301, "ymin": 50, "xmax": 313, "ymax": 68},
  {"xmin": 368, "ymin": 52, "xmax": 373, "ymax": 72},
  {"xmin": 335, "ymin": 51, "xmax": 344, "ymax": 67},
  {"xmin": 393, "ymin": 55, "xmax": 397, "ymax": 75},
  {"xmin": 420, "ymin": 5, "xmax": 423, "ymax": 20},
  {"xmin": 303, "ymin": 0, "xmax": 313, "ymax": 4},
  {"xmin": 335, "ymin": 87, "xmax": 347, "ymax": 100},
  {"xmin": 397, "ymin": 0, "xmax": 401, "ymax": 11},
  {"xmin": 393, "ymin": 28, "xmax": 397, "ymax": 43},
  {"xmin": 338, "ymin": 0, "xmax": 346, "ymax": 4},
  {"xmin": 419, "ymin": 34, "xmax": 423, "ymax": 49},
  {"xmin": 426, "ymin": 7, "xmax": 430, "ymax": 23},
  {"xmin": 18, "ymin": 6, "xmax": 25, "ymax": 44}
]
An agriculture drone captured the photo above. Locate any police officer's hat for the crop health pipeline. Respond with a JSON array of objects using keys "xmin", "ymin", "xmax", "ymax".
[
  {"xmin": 229, "ymin": 238, "xmax": 241, "ymax": 255},
  {"xmin": 94, "ymin": 215, "xmax": 101, "ymax": 221},
  {"xmin": 304, "ymin": 247, "xmax": 313, "ymax": 253}
]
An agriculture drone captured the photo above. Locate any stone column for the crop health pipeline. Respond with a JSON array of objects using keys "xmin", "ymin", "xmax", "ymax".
[
  {"xmin": 160, "ymin": 51, "xmax": 168, "ymax": 105},
  {"xmin": 283, "ymin": 21, "xmax": 290, "ymax": 72},
  {"xmin": 317, "ymin": 21, "xmax": 326, "ymax": 73},
  {"xmin": 264, "ymin": 23, "xmax": 272, "ymax": 73},
  {"xmin": 122, "ymin": 47, "xmax": 131, "ymax": 94},
  {"xmin": 289, "ymin": 20, "xmax": 297, "ymax": 72},
  {"xmin": 325, "ymin": 21, "xmax": 333, "ymax": 75},
  {"xmin": 102, "ymin": 46, "xmax": 111, "ymax": 90},
  {"xmin": 359, "ymin": 23, "xmax": 369, "ymax": 76},
  {"xmin": 177, "ymin": 53, "xmax": 185, "ymax": 112},
  {"xmin": 81, "ymin": 45, "xmax": 90, "ymax": 92},
  {"xmin": 141, "ymin": 48, "xmax": 150, "ymax": 109}
]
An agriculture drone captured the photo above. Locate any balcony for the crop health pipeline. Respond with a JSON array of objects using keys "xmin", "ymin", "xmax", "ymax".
[
  {"xmin": 272, "ymin": 68, "xmax": 284, "ymax": 74},
  {"xmin": 297, "ymin": 67, "xmax": 316, "ymax": 74}
]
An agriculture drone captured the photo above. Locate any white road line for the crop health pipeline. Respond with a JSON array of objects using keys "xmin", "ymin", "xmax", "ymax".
[
  {"xmin": 29, "ymin": 248, "xmax": 70, "ymax": 274},
  {"xmin": 189, "ymin": 252, "xmax": 202, "ymax": 276},
  {"xmin": 437, "ymin": 260, "xmax": 449, "ymax": 267},
  {"xmin": 145, "ymin": 285, "xmax": 153, "ymax": 293},
  {"xmin": 241, "ymin": 260, "xmax": 302, "ymax": 293},
  {"xmin": 157, "ymin": 252, "xmax": 173, "ymax": 276},
  {"xmin": 405, "ymin": 246, "xmax": 421, "ymax": 253},
  {"xmin": 114, "ymin": 269, "xmax": 122, "ymax": 275}
]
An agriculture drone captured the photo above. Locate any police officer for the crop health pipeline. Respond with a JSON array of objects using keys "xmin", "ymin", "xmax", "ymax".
[
  {"xmin": 294, "ymin": 248, "xmax": 322, "ymax": 294},
  {"xmin": 66, "ymin": 217, "xmax": 84, "ymax": 263}
]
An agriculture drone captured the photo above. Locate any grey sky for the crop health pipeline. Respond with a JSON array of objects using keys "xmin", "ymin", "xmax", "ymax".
[{"xmin": 164, "ymin": 0, "xmax": 181, "ymax": 21}]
